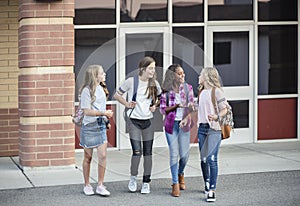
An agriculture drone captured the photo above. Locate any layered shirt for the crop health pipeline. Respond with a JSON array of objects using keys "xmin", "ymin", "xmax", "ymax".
[{"xmin": 160, "ymin": 83, "xmax": 194, "ymax": 134}]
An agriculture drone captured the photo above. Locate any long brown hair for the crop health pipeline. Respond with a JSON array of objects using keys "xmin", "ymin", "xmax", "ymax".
[
  {"xmin": 138, "ymin": 56, "xmax": 159, "ymax": 104},
  {"xmin": 79, "ymin": 65, "xmax": 109, "ymax": 103},
  {"xmin": 162, "ymin": 64, "xmax": 181, "ymax": 92}
]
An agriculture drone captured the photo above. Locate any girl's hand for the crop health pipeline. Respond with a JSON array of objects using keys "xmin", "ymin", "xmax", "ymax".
[
  {"xmin": 126, "ymin": 101, "xmax": 136, "ymax": 108},
  {"xmin": 106, "ymin": 123, "xmax": 111, "ymax": 130},
  {"xmin": 105, "ymin": 110, "xmax": 113, "ymax": 118},
  {"xmin": 150, "ymin": 105, "xmax": 156, "ymax": 113},
  {"xmin": 179, "ymin": 118, "xmax": 187, "ymax": 128},
  {"xmin": 208, "ymin": 114, "xmax": 218, "ymax": 122}
]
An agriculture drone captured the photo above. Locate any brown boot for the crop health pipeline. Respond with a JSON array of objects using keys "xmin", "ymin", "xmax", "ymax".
[
  {"xmin": 171, "ymin": 183, "xmax": 180, "ymax": 197},
  {"xmin": 178, "ymin": 174, "xmax": 186, "ymax": 190}
]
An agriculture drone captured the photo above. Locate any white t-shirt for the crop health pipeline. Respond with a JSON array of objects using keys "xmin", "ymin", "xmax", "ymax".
[
  {"xmin": 80, "ymin": 85, "xmax": 106, "ymax": 125},
  {"xmin": 118, "ymin": 76, "xmax": 161, "ymax": 120},
  {"xmin": 175, "ymin": 93, "xmax": 183, "ymax": 121}
]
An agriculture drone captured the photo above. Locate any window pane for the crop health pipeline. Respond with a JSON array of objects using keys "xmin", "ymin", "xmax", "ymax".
[
  {"xmin": 120, "ymin": 0, "xmax": 167, "ymax": 22},
  {"xmin": 173, "ymin": 0, "xmax": 204, "ymax": 23},
  {"xmin": 258, "ymin": 0, "xmax": 298, "ymax": 21},
  {"xmin": 208, "ymin": 0, "xmax": 253, "ymax": 21},
  {"xmin": 75, "ymin": 0, "xmax": 116, "ymax": 24},
  {"xmin": 258, "ymin": 26, "xmax": 297, "ymax": 95},
  {"xmin": 125, "ymin": 33, "xmax": 164, "ymax": 85},
  {"xmin": 173, "ymin": 27, "xmax": 204, "ymax": 95},
  {"xmin": 230, "ymin": 100, "xmax": 249, "ymax": 128},
  {"xmin": 213, "ymin": 32, "xmax": 249, "ymax": 87},
  {"xmin": 75, "ymin": 29, "xmax": 116, "ymax": 100}
]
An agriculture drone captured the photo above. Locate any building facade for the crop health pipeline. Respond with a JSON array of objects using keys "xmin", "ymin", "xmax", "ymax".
[{"xmin": 0, "ymin": 0, "xmax": 299, "ymax": 168}]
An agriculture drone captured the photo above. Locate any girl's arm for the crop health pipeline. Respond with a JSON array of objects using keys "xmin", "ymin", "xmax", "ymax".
[
  {"xmin": 83, "ymin": 108, "xmax": 113, "ymax": 118},
  {"xmin": 113, "ymin": 92, "xmax": 136, "ymax": 108}
]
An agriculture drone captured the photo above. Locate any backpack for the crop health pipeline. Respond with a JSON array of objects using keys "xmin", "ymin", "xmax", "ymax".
[
  {"xmin": 123, "ymin": 75, "xmax": 139, "ymax": 121},
  {"xmin": 211, "ymin": 87, "xmax": 234, "ymax": 139},
  {"xmin": 72, "ymin": 95, "xmax": 84, "ymax": 126}
]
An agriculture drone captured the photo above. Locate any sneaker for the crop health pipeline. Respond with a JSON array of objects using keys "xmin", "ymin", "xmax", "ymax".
[
  {"xmin": 128, "ymin": 176, "xmax": 137, "ymax": 192},
  {"xmin": 204, "ymin": 182, "xmax": 210, "ymax": 194},
  {"xmin": 83, "ymin": 184, "xmax": 94, "ymax": 196},
  {"xmin": 96, "ymin": 184, "xmax": 110, "ymax": 197},
  {"xmin": 141, "ymin": 183, "xmax": 150, "ymax": 194},
  {"xmin": 207, "ymin": 190, "xmax": 216, "ymax": 202}
]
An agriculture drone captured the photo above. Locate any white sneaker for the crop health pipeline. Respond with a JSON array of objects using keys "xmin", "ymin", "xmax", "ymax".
[
  {"xmin": 128, "ymin": 176, "xmax": 137, "ymax": 192},
  {"xmin": 96, "ymin": 184, "xmax": 110, "ymax": 196},
  {"xmin": 83, "ymin": 184, "xmax": 94, "ymax": 196},
  {"xmin": 141, "ymin": 183, "xmax": 150, "ymax": 194}
]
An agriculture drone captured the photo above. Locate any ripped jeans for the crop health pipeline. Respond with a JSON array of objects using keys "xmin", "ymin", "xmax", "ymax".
[
  {"xmin": 197, "ymin": 123, "xmax": 221, "ymax": 190},
  {"xmin": 128, "ymin": 120, "xmax": 154, "ymax": 183}
]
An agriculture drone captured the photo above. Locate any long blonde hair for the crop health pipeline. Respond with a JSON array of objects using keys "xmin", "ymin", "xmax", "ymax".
[
  {"xmin": 198, "ymin": 67, "xmax": 222, "ymax": 94},
  {"xmin": 79, "ymin": 65, "xmax": 109, "ymax": 103}
]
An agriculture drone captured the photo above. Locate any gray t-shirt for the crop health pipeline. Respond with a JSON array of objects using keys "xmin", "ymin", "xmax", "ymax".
[
  {"xmin": 81, "ymin": 85, "xmax": 106, "ymax": 125},
  {"xmin": 118, "ymin": 77, "xmax": 161, "ymax": 120}
]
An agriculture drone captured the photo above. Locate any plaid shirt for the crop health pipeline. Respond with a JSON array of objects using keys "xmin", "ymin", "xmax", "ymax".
[{"xmin": 160, "ymin": 83, "xmax": 194, "ymax": 134}]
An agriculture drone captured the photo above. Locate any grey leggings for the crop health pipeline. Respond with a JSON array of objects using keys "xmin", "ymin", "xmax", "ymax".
[{"xmin": 128, "ymin": 120, "xmax": 154, "ymax": 183}]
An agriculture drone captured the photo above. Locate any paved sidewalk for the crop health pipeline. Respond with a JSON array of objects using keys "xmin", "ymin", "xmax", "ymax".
[{"xmin": 1, "ymin": 141, "xmax": 300, "ymax": 190}]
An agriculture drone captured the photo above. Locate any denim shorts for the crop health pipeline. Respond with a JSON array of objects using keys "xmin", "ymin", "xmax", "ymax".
[{"xmin": 79, "ymin": 118, "xmax": 107, "ymax": 148}]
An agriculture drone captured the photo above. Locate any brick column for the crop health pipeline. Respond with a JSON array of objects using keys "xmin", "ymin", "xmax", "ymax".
[{"xmin": 18, "ymin": 0, "xmax": 75, "ymax": 168}]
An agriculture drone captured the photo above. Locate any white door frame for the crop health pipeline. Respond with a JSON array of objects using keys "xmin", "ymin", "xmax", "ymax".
[
  {"xmin": 206, "ymin": 25, "xmax": 255, "ymax": 144},
  {"xmin": 116, "ymin": 26, "xmax": 171, "ymax": 149}
]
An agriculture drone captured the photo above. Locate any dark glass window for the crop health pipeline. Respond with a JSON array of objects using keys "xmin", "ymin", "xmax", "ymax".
[
  {"xmin": 258, "ymin": 26, "xmax": 297, "ymax": 95},
  {"xmin": 120, "ymin": 0, "xmax": 168, "ymax": 22},
  {"xmin": 214, "ymin": 42, "xmax": 231, "ymax": 65},
  {"xmin": 208, "ymin": 0, "xmax": 253, "ymax": 21},
  {"xmin": 75, "ymin": 0, "xmax": 116, "ymax": 24},
  {"xmin": 213, "ymin": 32, "xmax": 249, "ymax": 87},
  {"xmin": 230, "ymin": 100, "xmax": 249, "ymax": 128},
  {"xmin": 173, "ymin": 27, "xmax": 204, "ymax": 95},
  {"xmin": 258, "ymin": 0, "xmax": 298, "ymax": 21},
  {"xmin": 75, "ymin": 29, "xmax": 116, "ymax": 100},
  {"xmin": 172, "ymin": 0, "xmax": 204, "ymax": 23}
]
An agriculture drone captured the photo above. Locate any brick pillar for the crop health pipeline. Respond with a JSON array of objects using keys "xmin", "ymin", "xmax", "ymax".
[{"xmin": 18, "ymin": 0, "xmax": 75, "ymax": 168}]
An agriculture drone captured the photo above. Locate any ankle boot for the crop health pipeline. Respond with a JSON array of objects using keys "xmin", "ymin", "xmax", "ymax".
[
  {"xmin": 171, "ymin": 183, "xmax": 180, "ymax": 197},
  {"xmin": 178, "ymin": 174, "xmax": 186, "ymax": 190}
]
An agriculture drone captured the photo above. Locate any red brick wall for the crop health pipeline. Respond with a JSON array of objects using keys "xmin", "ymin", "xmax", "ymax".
[{"xmin": 18, "ymin": 0, "xmax": 75, "ymax": 167}]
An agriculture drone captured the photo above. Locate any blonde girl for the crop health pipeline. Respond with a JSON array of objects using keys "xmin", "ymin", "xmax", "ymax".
[
  {"xmin": 197, "ymin": 67, "xmax": 228, "ymax": 202},
  {"xmin": 79, "ymin": 65, "xmax": 113, "ymax": 196}
]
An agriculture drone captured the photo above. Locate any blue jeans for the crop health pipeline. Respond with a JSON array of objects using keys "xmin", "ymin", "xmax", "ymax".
[
  {"xmin": 128, "ymin": 120, "xmax": 154, "ymax": 183},
  {"xmin": 197, "ymin": 123, "xmax": 221, "ymax": 190},
  {"xmin": 166, "ymin": 121, "xmax": 190, "ymax": 184}
]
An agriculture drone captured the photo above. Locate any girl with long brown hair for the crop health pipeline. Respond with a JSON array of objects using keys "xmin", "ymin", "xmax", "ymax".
[{"xmin": 114, "ymin": 56, "xmax": 161, "ymax": 194}]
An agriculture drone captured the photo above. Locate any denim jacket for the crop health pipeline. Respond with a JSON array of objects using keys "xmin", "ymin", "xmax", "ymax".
[{"xmin": 160, "ymin": 83, "xmax": 194, "ymax": 134}]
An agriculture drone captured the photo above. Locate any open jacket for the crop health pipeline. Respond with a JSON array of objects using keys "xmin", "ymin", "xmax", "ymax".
[{"xmin": 160, "ymin": 83, "xmax": 194, "ymax": 134}]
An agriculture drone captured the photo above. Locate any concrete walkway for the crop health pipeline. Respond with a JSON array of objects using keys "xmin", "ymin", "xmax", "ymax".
[{"xmin": 1, "ymin": 141, "xmax": 300, "ymax": 190}]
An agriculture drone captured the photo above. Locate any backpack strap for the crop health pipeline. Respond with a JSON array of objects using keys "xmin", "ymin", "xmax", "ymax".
[
  {"xmin": 132, "ymin": 75, "xmax": 139, "ymax": 102},
  {"xmin": 166, "ymin": 92, "xmax": 169, "ymax": 106},
  {"xmin": 128, "ymin": 75, "xmax": 139, "ymax": 118}
]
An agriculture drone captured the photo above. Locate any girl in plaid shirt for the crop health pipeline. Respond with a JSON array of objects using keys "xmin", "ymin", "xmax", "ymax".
[{"xmin": 160, "ymin": 64, "xmax": 195, "ymax": 197}]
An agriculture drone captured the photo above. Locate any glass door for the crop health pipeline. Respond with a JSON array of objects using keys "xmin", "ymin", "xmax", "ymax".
[
  {"xmin": 117, "ymin": 27, "xmax": 171, "ymax": 149},
  {"xmin": 206, "ymin": 26, "xmax": 254, "ymax": 144}
]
